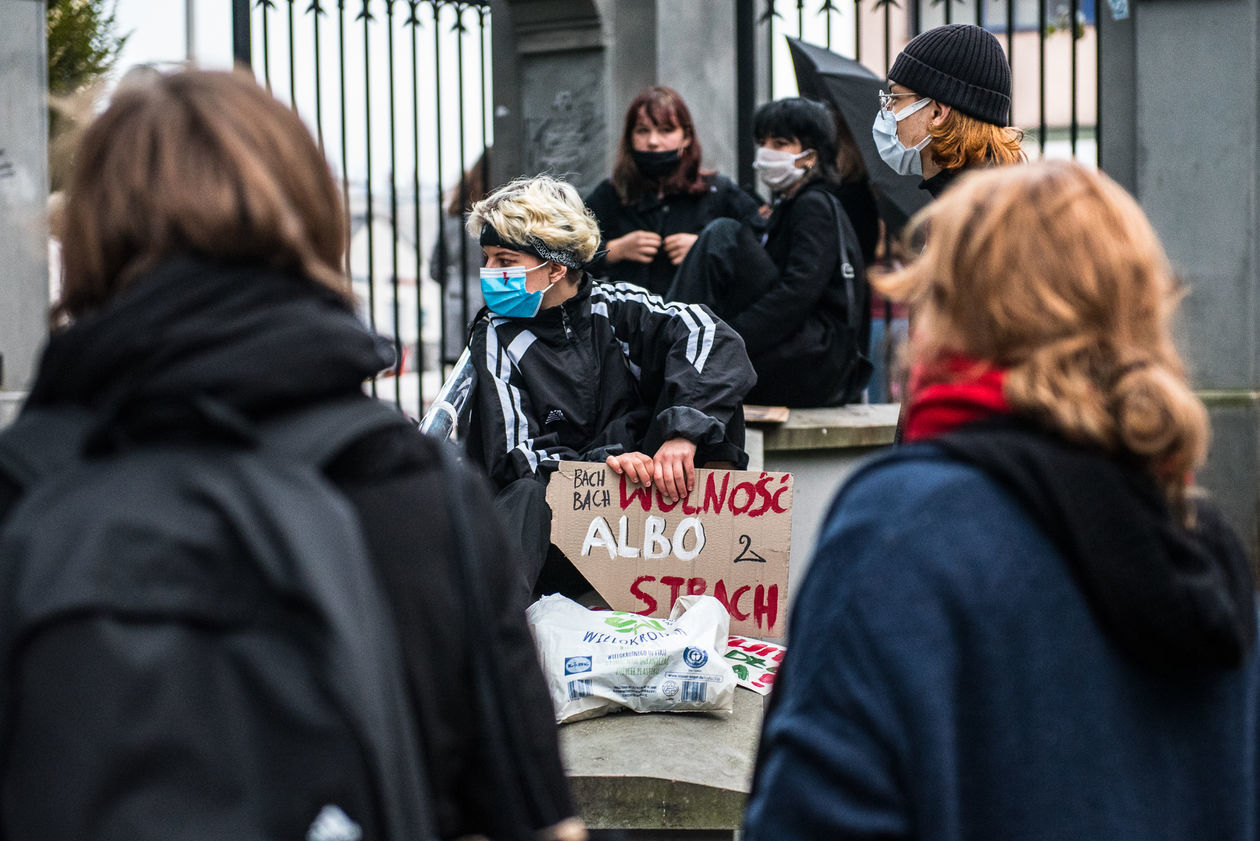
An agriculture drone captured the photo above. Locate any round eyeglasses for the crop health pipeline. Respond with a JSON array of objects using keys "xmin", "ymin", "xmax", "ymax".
[{"xmin": 878, "ymin": 89, "xmax": 919, "ymax": 111}]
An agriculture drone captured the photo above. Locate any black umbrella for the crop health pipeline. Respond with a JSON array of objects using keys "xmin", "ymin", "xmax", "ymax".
[{"xmin": 787, "ymin": 37, "xmax": 930, "ymax": 235}]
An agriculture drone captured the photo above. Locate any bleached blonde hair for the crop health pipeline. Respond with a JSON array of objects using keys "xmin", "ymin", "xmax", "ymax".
[
  {"xmin": 466, "ymin": 174, "xmax": 600, "ymax": 266},
  {"xmin": 877, "ymin": 160, "xmax": 1208, "ymax": 510}
]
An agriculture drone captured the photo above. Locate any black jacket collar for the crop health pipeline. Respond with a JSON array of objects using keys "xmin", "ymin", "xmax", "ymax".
[
  {"xmin": 931, "ymin": 417, "xmax": 1256, "ymax": 673},
  {"xmin": 29, "ymin": 256, "xmax": 391, "ymax": 424}
]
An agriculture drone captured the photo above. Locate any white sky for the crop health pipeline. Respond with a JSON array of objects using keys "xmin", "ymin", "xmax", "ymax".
[
  {"xmin": 112, "ymin": 0, "xmax": 234, "ymax": 75},
  {"xmin": 109, "ymin": 0, "xmax": 492, "ymax": 190}
]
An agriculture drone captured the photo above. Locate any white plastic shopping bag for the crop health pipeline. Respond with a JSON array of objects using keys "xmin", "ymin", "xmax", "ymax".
[{"xmin": 526, "ymin": 593, "xmax": 736, "ymax": 723}]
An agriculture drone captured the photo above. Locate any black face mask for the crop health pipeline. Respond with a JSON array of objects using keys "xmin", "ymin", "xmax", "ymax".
[{"xmin": 630, "ymin": 148, "xmax": 683, "ymax": 179}]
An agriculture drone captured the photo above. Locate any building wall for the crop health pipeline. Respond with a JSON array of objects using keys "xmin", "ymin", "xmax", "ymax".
[
  {"xmin": 493, "ymin": 0, "xmax": 748, "ymax": 196},
  {"xmin": 0, "ymin": 0, "xmax": 49, "ymax": 392},
  {"xmin": 1101, "ymin": 0, "xmax": 1260, "ymax": 552}
]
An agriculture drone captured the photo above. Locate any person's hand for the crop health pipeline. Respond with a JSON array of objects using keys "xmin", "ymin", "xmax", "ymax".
[
  {"xmin": 608, "ymin": 230, "xmax": 662, "ymax": 264},
  {"xmin": 663, "ymin": 232, "xmax": 698, "ymax": 266},
  {"xmin": 606, "ymin": 451, "xmax": 655, "ymax": 489},
  {"xmin": 652, "ymin": 437, "xmax": 697, "ymax": 503}
]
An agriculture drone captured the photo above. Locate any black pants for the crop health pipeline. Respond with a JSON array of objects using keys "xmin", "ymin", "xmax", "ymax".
[
  {"xmin": 493, "ymin": 477, "xmax": 594, "ymax": 602},
  {"xmin": 666, "ymin": 217, "xmax": 778, "ymax": 321}
]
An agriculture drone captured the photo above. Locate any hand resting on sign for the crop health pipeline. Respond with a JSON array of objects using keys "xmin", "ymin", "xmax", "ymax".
[{"xmin": 606, "ymin": 437, "xmax": 697, "ymax": 505}]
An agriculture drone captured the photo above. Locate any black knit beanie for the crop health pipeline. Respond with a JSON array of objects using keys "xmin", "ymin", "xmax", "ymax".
[{"xmin": 888, "ymin": 24, "xmax": 1012, "ymax": 126}]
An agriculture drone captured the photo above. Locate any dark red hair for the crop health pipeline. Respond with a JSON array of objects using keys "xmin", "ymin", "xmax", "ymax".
[{"xmin": 611, "ymin": 86, "xmax": 709, "ymax": 204}]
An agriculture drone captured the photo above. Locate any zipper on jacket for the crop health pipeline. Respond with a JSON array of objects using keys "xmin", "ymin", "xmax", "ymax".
[{"xmin": 561, "ymin": 306, "xmax": 574, "ymax": 343}]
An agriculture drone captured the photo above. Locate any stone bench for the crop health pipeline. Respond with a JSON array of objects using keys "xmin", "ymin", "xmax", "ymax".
[
  {"xmin": 747, "ymin": 403, "xmax": 899, "ymax": 597},
  {"xmin": 558, "ymin": 405, "xmax": 898, "ymax": 837},
  {"xmin": 558, "ymin": 689, "xmax": 766, "ymax": 839}
]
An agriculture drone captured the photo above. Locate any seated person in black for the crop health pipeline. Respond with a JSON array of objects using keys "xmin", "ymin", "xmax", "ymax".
[
  {"xmin": 584, "ymin": 86, "xmax": 763, "ymax": 297},
  {"xmin": 464, "ymin": 174, "xmax": 757, "ymax": 597},
  {"xmin": 669, "ymin": 98, "xmax": 875, "ymax": 408}
]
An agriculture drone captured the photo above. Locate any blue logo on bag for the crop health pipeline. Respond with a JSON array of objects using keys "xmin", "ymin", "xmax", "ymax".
[
  {"xmin": 564, "ymin": 656, "xmax": 593, "ymax": 675},
  {"xmin": 682, "ymin": 647, "xmax": 708, "ymax": 669}
]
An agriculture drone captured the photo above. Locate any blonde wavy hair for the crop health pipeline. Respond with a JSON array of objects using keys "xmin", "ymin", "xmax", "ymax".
[
  {"xmin": 877, "ymin": 160, "xmax": 1208, "ymax": 508},
  {"xmin": 466, "ymin": 174, "xmax": 601, "ymax": 267},
  {"xmin": 928, "ymin": 108, "xmax": 1026, "ymax": 171},
  {"xmin": 57, "ymin": 69, "xmax": 349, "ymax": 323}
]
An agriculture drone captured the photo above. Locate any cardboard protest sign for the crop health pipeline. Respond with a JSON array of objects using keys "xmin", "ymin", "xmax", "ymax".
[
  {"xmin": 546, "ymin": 462, "xmax": 792, "ymax": 638},
  {"xmin": 725, "ymin": 635, "xmax": 786, "ymax": 695}
]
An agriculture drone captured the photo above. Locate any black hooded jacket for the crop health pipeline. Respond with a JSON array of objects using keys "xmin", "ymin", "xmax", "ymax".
[
  {"xmin": 737, "ymin": 179, "xmax": 872, "ymax": 407},
  {"xmin": 466, "ymin": 275, "xmax": 756, "ymax": 488},
  {"xmin": 932, "ymin": 417, "xmax": 1256, "ymax": 671},
  {"xmin": 0, "ymin": 257, "xmax": 574, "ymax": 840},
  {"xmin": 585, "ymin": 173, "xmax": 763, "ymax": 296}
]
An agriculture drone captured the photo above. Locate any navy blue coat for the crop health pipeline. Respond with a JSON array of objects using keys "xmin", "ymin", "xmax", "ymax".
[{"xmin": 745, "ymin": 439, "xmax": 1260, "ymax": 841}]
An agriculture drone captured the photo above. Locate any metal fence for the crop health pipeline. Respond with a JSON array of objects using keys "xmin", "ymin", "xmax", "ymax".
[
  {"xmin": 232, "ymin": 0, "xmax": 492, "ymax": 418},
  {"xmin": 229, "ymin": 0, "xmax": 1097, "ymax": 416}
]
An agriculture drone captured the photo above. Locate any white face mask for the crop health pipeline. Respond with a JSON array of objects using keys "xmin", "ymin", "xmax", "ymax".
[
  {"xmin": 753, "ymin": 147, "xmax": 812, "ymax": 193},
  {"xmin": 871, "ymin": 97, "xmax": 932, "ymax": 177}
]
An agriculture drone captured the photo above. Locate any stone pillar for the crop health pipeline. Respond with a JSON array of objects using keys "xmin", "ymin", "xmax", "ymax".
[
  {"xmin": 0, "ymin": 0, "xmax": 49, "ymax": 393},
  {"xmin": 1100, "ymin": 0, "xmax": 1260, "ymax": 552},
  {"xmin": 491, "ymin": 0, "xmax": 757, "ymax": 198}
]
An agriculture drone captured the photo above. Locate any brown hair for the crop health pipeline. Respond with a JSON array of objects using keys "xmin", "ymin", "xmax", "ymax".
[
  {"xmin": 612, "ymin": 86, "xmax": 708, "ymax": 204},
  {"xmin": 876, "ymin": 160, "xmax": 1208, "ymax": 510},
  {"xmin": 445, "ymin": 149, "xmax": 492, "ymax": 218},
  {"xmin": 928, "ymin": 107, "xmax": 1026, "ymax": 171},
  {"xmin": 56, "ymin": 69, "xmax": 349, "ymax": 323}
]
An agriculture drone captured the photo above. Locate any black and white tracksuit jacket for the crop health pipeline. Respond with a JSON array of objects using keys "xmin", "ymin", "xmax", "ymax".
[{"xmin": 466, "ymin": 275, "xmax": 756, "ymax": 488}]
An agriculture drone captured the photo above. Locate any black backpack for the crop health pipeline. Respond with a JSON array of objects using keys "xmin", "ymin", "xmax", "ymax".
[
  {"xmin": 822, "ymin": 191, "xmax": 874, "ymax": 405},
  {"xmin": 0, "ymin": 397, "xmax": 436, "ymax": 841}
]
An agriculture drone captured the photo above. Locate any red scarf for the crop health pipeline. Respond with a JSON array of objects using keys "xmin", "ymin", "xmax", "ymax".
[{"xmin": 903, "ymin": 356, "xmax": 1012, "ymax": 442}]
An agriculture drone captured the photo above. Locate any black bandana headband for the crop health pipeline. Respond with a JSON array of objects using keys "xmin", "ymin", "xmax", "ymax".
[{"xmin": 478, "ymin": 224, "xmax": 585, "ymax": 270}]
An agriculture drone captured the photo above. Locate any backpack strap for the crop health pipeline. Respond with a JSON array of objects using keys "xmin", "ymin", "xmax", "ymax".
[
  {"xmin": 258, "ymin": 395, "xmax": 416, "ymax": 468},
  {"xmin": 0, "ymin": 407, "xmax": 95, "ymax": 489},
  {"xmin": 822, "ymin": 192, "xmax": 866, "ymax": 336}
]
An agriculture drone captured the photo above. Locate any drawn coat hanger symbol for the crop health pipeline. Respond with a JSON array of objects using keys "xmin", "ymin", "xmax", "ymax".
[{"xmin": 734, "ymin": 534, "xmax": 766, "ymax": 563}]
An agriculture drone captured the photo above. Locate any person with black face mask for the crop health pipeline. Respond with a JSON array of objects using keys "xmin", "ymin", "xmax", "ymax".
[{"xmin": 584, "ymin": 86, "xmax": 763, "ymax": 297}]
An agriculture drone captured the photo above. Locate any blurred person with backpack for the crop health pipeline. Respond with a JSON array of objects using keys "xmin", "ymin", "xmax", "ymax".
[
  {"xmin": 743, "ymin": 161, "xmax": 1259, "ymax": 841},
  {"xmin": 0, "ymin": 69, "xmax": 583, "ymax": 841}
]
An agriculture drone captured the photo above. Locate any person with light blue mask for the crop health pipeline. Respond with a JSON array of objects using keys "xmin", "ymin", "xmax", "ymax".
[
  {"xmin": 873, "ymin": 24, "xmax": 1027, "ymax": 441},
  {"xmin": 463, "ymin": 174, "xmax": 756, "ymax": 599},
  {"xmin": 872, "ymin": 23, "xmax": 1025, "ymax": 200}
]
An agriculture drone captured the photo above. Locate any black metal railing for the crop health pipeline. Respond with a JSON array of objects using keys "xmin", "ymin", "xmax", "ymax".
[
  {"xmin": 749, "ymin": 0, "xmax": 1097, "ymax": 175},
  {"xmin": 229, "ymin": 0, "xmax": 1095, "ymax": 417},
  {"xmin": 232, "ymin": 0, "xmax": 491, "ymax": 419}
]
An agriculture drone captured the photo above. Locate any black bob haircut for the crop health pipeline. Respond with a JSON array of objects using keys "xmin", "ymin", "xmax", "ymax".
[{"xmin": 753, "ymin": 97, "xmax": 841, "ymax": 185}]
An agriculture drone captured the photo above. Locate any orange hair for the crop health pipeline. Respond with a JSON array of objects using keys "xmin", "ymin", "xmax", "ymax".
[
  {"xmin": 57, "ymin": 69, "xmax": 349, "ymax": 323},
  {"xmin": 876, "ymin": 161, "xmax": 1207, "ymax": 511},
  {"xmin": 928, "ymin": 107, "xmax": 1026, "ymax": 171}
]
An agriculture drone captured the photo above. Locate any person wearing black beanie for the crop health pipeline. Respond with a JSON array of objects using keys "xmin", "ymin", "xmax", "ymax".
[{"xmin": 873, "ymin": 23, "xmax": 1025, "ymax": 199}]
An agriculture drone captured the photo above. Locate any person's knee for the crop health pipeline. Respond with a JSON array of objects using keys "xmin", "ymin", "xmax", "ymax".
[{"xmin": 696, "ymin": 216, "xmax": 744, "ymax": 251}]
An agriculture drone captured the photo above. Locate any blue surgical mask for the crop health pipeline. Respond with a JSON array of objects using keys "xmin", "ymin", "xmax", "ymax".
[
  {"xmin": 479, "ymin": 261, "xmax": 552, "ymax": 318},
  {"xmin": 871, "ymin": 98, "xmax": 932, "ymax": 177}
]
